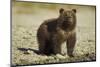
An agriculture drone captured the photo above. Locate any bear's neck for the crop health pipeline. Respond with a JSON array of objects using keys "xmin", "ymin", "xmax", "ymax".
[
  {"xmin": 62, "ymin": 21, "xmax": 76, "ymax": 31},
  {"xmin": 57, "ymin": 17, "xmax": 76, "ymax": 31}
]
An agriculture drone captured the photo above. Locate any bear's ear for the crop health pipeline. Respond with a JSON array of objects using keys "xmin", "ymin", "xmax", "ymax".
[
  {"xmin": 59, "ymin": 8, "xmax": 64, "ymax": 14},
  {"xmin": 72, "ymin": 9, "xmax": 76, "ymax": 13}
]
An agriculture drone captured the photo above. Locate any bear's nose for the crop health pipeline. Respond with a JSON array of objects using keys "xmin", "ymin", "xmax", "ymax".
[{"xmin": 65, "ymin": 15, "xmax": 71, "ymax": 18}]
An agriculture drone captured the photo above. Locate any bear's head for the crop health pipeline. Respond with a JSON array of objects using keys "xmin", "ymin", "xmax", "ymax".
[{"xmin": 58, "ymin": 8, "xmax": 77, "ymax": 30}]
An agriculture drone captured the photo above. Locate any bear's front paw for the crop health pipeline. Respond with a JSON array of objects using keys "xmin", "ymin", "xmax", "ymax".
[{"xmin": 68, "ymin": 54, "xmax": 74, "ymax": 57}]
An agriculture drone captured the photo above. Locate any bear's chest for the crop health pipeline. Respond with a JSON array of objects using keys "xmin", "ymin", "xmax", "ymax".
[{"xmin": 55, "ymin": 28, "xmax": 75, "ymax": 41}]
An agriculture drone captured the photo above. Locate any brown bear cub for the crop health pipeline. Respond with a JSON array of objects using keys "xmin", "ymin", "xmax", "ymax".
[{"xmin": 37, "ymin": 8, "xmax": 77, "ymax": 57}]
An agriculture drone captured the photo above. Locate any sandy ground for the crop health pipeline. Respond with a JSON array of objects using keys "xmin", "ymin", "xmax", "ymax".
[{"xmin": 12, "ymin": 2, "xmax": 96, "ymax": 66}]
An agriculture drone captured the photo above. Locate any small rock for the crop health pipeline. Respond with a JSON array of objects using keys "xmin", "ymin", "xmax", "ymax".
[
  {"xmin": 88, "ymin": 40, "xmax": 94, "ymax": 42},
  {"xmin": 27, "ymin": 50, "xmax": 33, "ymax": 54},
  {"xmin": 23, "ymin": 51, "xmax": 30, "ymax": 54},
  {"xmin": 56, "ymin": 54, "xmax": 65, "ymax": 59}
]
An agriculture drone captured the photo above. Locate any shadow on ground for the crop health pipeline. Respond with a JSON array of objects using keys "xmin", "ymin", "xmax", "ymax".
[{"xmin": 18, "ymin": 48, "xmax": 40, "ymax": 55}]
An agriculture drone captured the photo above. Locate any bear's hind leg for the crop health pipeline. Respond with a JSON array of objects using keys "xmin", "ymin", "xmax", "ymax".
[
  {"xmin": 38, "ymin": 39, "xmax": 46, "ymax": 54},
  {"xmin": 44, "ymin": 40, "xmax": 54, "ymax": 55}
]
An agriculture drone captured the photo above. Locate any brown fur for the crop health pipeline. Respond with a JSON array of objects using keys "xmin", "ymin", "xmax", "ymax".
[{"xmin": 37, "ymin": 8, "xmax": 77, "ymax": 57}]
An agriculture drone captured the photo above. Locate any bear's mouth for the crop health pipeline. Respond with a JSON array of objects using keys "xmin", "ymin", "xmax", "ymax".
[
  {"xmin": 63, "ymin": 20, "xmax": 73, "ymax": 25},
  {"xmin": 62, "ymin": 21, "xmax": 73, "ymax": 26}
]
